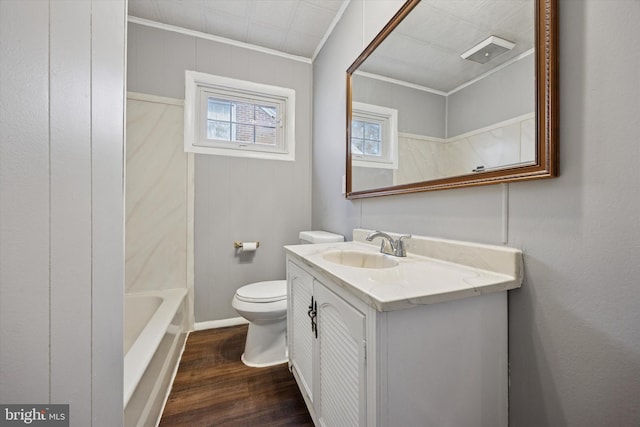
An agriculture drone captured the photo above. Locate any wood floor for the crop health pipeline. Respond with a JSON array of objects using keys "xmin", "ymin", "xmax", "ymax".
[{"xmin": 159, "ymin": 325, "xmax": 314, "ymax": 427}]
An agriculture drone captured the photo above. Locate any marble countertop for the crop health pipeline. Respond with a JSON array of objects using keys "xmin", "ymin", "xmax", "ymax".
[{"xmin": 285, "ymin": 235, "xmax": 523, "ymax": 312}]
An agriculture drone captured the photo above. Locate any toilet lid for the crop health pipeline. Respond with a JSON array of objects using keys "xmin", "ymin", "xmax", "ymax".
[{"xmin": 236, "ymin": 280, "xmax": 287, "ymax": 303}]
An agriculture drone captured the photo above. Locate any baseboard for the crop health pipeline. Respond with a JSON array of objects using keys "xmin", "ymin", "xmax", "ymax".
[{"xmin": 194, "ymin": 317, "xmax": 249, "ymax": 331}]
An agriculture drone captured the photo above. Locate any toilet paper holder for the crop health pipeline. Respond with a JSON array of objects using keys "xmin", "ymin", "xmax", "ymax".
[{"xmin": 234, "ymin": 241, "xmax": 260, "ymax": 249}]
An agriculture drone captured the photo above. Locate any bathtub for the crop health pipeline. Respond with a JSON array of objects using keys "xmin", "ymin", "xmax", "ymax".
[{"xmin": 124, "ymin": 288, "xmax": 188, "ymax": 427}]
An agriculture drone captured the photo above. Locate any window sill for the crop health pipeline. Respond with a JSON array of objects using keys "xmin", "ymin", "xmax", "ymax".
[{"xmin": 186, "ymin": 144, "xmax": 295, "ymax": 161}]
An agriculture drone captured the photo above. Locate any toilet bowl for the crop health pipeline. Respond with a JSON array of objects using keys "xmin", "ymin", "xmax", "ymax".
[
  {"xmin": 232, "ymin": 231, "xmax": 344, "ymax": 368},
  {"xmin": 232, "ymin": 280, "xmax": 288, "ymax": 367}
]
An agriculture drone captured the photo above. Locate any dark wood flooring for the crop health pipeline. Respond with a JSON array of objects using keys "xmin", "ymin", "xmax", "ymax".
[{"xmin": 159, "ymin": 325, "xmax": 314, "ymax": 427}]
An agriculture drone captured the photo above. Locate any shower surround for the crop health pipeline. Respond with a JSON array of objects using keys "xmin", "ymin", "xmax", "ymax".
[{"xmin": 125, "ymin": 93, "xmax": 194, "ymax": 298}]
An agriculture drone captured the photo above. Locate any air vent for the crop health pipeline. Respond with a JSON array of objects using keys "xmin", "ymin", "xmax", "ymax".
[{"xmin": 461, "ymin": 36, "xmax": 515, "ymax": 64}]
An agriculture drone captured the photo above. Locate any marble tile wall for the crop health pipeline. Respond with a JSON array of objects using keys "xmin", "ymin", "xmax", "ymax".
[
  {"xmin": 393, "ymin": 114, "xmax": 535, "ymax": 185},
  {"xmin": 125, "ymin": 94, "xmax": 194, "ymax": 294}
]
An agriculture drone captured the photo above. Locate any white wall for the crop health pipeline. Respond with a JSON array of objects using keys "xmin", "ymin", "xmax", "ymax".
[
  {"xmin": 0, "ymin": 1, "xmax": 126, "ymax": 425},
  {"xmin": 352, "ymin": 74, "xmax": 446, "ymax": 137},
  {"xmin": 313, "ymin": 0, "xmax": 640, "ymax": 425},
  {"xmin": 447, "ymin": 54, "xmax": 534, "ymax": 137},
  {"xmin": 127, "ymin": 23, "xmax": 313, "ymax": 322}
]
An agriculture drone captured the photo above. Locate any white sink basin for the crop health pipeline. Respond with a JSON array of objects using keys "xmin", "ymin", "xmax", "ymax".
[
  {"xmin": 285, "ymin": 236, "xmax": 523, "ymax": 311},
  {"xmin": 323, "ymin": 250, "xmax": 399, "ymax": 269}
]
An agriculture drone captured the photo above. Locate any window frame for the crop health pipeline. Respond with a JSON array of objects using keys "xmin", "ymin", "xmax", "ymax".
[
  {"xmin": 185, "ymin": 70, "xmax": 295, "ymax": 161},
  {"xmin": 351, "ymin": 102, "xmax": 398, "ymax": 169}
]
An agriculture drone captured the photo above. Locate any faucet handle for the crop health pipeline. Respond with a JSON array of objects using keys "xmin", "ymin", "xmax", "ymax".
[{"xmin": 395, "ymin": 234, "xmax": 411, "ymax": 256}]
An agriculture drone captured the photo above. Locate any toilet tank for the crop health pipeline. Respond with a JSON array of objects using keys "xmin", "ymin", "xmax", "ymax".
[{"xmin": 299, "ymin": 231, "xmax": 344, "ymax": 244}]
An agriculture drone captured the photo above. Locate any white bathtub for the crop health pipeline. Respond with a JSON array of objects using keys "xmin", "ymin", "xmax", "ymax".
[{"xmin": 124, "ymin": 288, "xmax": 188, "ymax": 427}]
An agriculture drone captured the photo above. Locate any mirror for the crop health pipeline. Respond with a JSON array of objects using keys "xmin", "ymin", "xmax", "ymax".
[{"xmin": 346, "ymin": 0, "xmax": 557, "ymax": 198}]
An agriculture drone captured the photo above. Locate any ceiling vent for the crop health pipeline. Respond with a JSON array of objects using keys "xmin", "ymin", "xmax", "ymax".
[{"xmin": 461, "ymin": 36, "xmax": 515, "ymax": 64}]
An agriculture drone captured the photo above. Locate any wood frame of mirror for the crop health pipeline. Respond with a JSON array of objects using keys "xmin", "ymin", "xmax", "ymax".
[{"xmin": 346, "ymin": 0, "xmax": 558, "ymax": 199}]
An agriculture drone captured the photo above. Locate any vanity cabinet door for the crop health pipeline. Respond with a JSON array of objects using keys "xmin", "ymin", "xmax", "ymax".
[
  {"xmin": 314, "ymin": 281, "xmax": 367, "ymax": 427},
  {"xmin": 287, "ymin": 261, "xmax": 315, "ymax": 403}
]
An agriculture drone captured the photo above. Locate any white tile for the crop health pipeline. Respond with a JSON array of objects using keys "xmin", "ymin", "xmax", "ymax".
[{"xmin": 466, "ymin": 122, "xmax": 521, "ymax": 168}]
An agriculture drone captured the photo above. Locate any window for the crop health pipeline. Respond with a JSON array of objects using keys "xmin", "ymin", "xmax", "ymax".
[
  {"xmin": 185, "ymin": 71, "xmax": 295, "ymax": 161},
  {"xmin": 351, "ymin": 102, "xmax": 397, "ymax": 169}
]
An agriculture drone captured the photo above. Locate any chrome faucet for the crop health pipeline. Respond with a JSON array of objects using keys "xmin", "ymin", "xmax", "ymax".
[{"xmin": 365, "ymin": 231, "xmax": 411, "ymax": 257}]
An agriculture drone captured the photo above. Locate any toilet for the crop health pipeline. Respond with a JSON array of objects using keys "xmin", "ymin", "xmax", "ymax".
[{"xmin": 232, "ymin": 230, "xmax": 344, "ymax": 367}]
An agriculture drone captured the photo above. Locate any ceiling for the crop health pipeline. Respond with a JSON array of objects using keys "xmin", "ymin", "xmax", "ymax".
[
  {"xmin": 127, "ymin": 0, "xmax": 348, "ymax": 59},
  {"xmin": 359, "ymin": 0, "xmax": 535, "ymax": 92},
  {"xmin": 128, "ymin": 0, "xmax": 535, "ymax": 92}
]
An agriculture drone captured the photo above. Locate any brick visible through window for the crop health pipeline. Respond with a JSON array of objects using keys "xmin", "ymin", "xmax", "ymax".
[{"xmin": 185, "ymin": 70, "xmax": 295, "ymax": 161}]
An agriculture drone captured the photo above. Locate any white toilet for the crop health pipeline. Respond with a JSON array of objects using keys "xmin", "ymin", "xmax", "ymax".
[{"xmin": 231, "ymin": 230, "xmax": 344, "ymax": 367}]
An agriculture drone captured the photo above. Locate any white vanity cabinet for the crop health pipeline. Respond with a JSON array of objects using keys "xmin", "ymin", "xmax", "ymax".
[
  {"xmin": 288, "ymin": 259, "xmax": 369, "ymax": 426},
  {"xmin": 287, "ymin": 249, "xmax": 512, "ymax": 427}
]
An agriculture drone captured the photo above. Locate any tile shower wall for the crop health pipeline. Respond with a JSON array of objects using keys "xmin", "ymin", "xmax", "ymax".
[
  {"xmin": 127, "ymin": 23, "xmax": 312, "ymax": 323},
  {"xmin": 125, "ymin": 94, "xmax": 193, "ymax": 295},
  {"xmin": 394, "ymin": 115, "xmax": 535, "ymax": 184}
]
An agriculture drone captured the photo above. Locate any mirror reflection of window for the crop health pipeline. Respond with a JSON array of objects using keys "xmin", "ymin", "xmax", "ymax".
[
  {"xmin": 347, "ymin": 0, "xmax": 557, "ymax": 197},
  {"xmin": 352, "ymin": 119, "xmax": 382, "ymax": 156},
  {"xmin": 351, "ymin": 102, "xmax": 398, "ymax": 170}
]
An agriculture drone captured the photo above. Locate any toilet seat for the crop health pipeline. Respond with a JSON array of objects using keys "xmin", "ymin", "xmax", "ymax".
[{"xmin": 235, "ymin": 280, "xmax": 287, "ymax": 303}]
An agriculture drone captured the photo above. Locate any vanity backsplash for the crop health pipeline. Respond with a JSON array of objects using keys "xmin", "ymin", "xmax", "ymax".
[{"xmin": 353, "ymin": 228, "xmax": 522, "ymax": 280}]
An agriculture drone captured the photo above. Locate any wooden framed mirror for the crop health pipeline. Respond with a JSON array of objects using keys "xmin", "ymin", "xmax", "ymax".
[{"xmin": 346, "ymin": 0, "xmax": 557, "ymax": 198}]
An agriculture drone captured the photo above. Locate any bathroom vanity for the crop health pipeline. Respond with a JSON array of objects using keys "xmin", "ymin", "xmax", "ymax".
[{"xmin": 285, "ymin": 229, "xmax": 523, "ymax": 427}]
